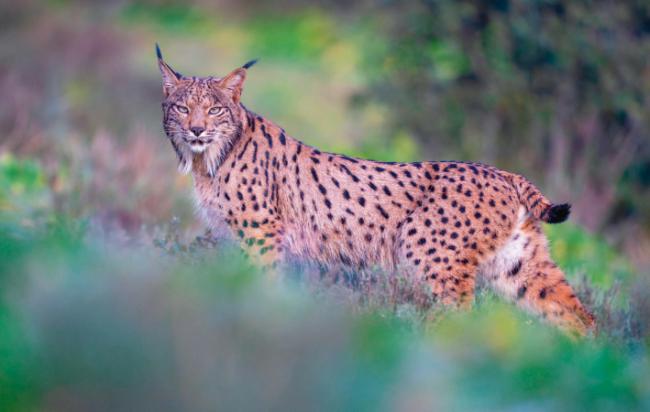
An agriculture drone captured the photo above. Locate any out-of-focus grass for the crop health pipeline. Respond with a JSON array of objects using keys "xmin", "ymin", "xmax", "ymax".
[
  {"xmin": 0, "ymin": 154, "xmax": 52, "ymax": 232},
  {"xmin": 1, "ymin": 157, "xmax": 650, "ymax": 411}
]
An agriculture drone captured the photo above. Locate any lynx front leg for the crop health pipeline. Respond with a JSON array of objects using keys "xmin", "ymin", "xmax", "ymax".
[{"xmin": 234, "ymin": 219, "xmax": 285, "ymax": 271}]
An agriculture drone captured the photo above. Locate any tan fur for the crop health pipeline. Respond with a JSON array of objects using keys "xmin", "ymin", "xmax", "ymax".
[{"xmin": 157, "ymin": 51, "xmax": 595, "ymax": 335}]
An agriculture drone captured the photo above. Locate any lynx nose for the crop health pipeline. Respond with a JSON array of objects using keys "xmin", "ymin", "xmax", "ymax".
[{"xmin": 190, "ymin": 127, "xmax": 205, "ymax": 137}]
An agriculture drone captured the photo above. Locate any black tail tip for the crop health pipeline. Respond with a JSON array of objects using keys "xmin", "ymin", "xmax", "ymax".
[
  {"xmin": 546, "ymin": 203, "xmax": 571, "ymax": 224},
  {"xmin": 155, "ymin": 43, "xmax": 163, "ymax": 59},
  {"xmin": 242, "ymin": 59, "xmax": 258, "ymax": 69}
]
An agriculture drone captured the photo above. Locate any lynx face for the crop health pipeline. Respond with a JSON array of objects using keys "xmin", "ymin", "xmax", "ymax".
[{"xmin": 158, "ymin": 49, "xmax": 247, "ymax": 175}]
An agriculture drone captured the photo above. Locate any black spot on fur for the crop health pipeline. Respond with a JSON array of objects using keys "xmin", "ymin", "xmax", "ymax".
[
  {"xmin": 507, "ymin": 260, "xmax": 522, "ymax": 277},
  {"xmin": 376, "ymin": 204, "xmax": 389, "ymax": 219},
  {"xmin": 517, "ymin": 285, "xmax": 527, "ymax": 299}
]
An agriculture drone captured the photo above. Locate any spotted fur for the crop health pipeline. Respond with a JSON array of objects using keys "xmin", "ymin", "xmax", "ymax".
[{"xmin": 157, "ymin": 47, "xmax": 595, "ymax": 335}]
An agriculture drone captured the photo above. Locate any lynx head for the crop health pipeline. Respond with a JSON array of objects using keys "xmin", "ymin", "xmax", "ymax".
[{"xmin": 157, "ymin": 44, "xmax": 256, "ymax": 176}]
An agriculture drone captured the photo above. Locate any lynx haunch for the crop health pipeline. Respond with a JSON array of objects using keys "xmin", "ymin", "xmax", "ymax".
[{"xmin": 156, "ymin": 45, "xmax": 595, "ymax": 335}]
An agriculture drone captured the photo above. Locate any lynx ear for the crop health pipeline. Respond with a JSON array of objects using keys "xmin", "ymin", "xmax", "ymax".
[
  {"xmin": 218, "ymin": 59, "xmax": 256, "ymax": 104},
  {"xmin": 218, "ymin": 67, "xmax": 247, "ymax": 104},
  {"xmin": 156, "ymin": 44, "xmax": 182, "ymax": 97}
]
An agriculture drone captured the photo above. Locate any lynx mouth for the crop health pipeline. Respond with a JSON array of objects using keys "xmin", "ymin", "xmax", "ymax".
[{"xmin": 186, "ymin": 138, "xmax": 213, "ymax": 153}]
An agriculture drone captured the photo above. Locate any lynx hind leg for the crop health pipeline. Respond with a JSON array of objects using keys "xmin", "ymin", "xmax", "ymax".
[{"xmin": 481, "ymin": 212, "xmax": 595, "ymax": 335}]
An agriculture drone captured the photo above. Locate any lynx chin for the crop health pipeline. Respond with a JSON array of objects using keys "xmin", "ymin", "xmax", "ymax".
[{"xmin": 156, "ymin": 45, "xmax": 595, "ymax": 335}]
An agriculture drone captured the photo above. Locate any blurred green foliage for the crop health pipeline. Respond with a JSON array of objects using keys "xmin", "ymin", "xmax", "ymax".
[
  {"xmin": 121, "ymin": 2, "xmax": 213, "ymax": 32},
  {"xmin": 0, "ymin": 154, "xmax": 51, "ymax": 226},
  {"xmin": 546, "ymin": 223, "xmax": 635, "ymax": 288},
  {"xmin": 247, "ymin": 11, "xmax": 339, "ymax": 63}
]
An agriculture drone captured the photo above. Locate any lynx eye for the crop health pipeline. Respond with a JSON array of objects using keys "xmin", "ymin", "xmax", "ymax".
[
  {"xmin": 174, "ymin": 104, "xmax": 189, "ymax": 114},
  {"xmin": 208, "ymin": 106, "xmax": 225, "ymax": 115}
]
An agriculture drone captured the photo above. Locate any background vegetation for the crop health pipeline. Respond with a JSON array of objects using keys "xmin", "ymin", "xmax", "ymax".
[{"xmin": 1, "ymin": 0, "xmax": 649, "ymax": 410}]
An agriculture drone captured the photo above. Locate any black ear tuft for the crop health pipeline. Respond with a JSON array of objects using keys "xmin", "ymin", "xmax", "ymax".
[
  {"xmin": 545, "ymin": 203, "xmax": 571, "ymax": 224},
  {"xmin": 156, "ymin": 44, "xmax": 183, "ymax": 80},
  {"xmin": 242, "ymin": 59, "xmax": 259, "ymax": 69}
]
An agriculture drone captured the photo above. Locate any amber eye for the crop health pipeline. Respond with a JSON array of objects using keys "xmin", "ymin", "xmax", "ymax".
[
  {"xmin": 208, "ymin": 106, "xmax": 225, "ymax": 115},
  {"xmin": 175, "ymin": 104, "xmax": 189, "ymax": 114}
]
